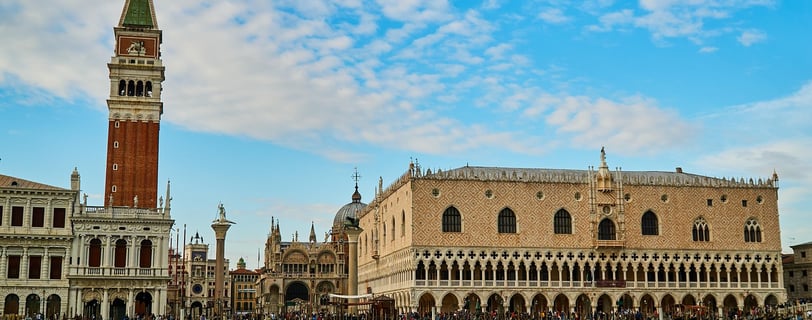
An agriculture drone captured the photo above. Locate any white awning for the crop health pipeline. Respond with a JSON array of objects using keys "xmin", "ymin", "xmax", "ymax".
[{"xmin": 328, "ymin": 293, "xmax": 373, "ymax": 299}]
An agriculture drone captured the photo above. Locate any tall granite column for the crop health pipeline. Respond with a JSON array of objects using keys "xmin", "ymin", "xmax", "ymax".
[
  {"xmin": 211, "ymin": 204, "xmax": 235, "ymax": 320},
  {"xmin": 345, "ymin": 227, "xmax": 363, "ymax": 314}
]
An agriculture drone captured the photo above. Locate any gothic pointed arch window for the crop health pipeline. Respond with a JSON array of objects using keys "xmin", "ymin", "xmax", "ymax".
[
  {"xmin": 554, "ymin": 209, "xmax": 572, "ymax": 234},
  {"xmin": 498, "ymin": 208, "xmax": 516, "ymax": 233},
  {"xmin": 88, "ymin": 238, "xmax": 102, "ymax": 267},
  {"xmin": 598, "ymin": 219, "xmax": 616, "ymax": 240},
  {"xmin": 442, "ymin": 206, "xmax": 461, "ymax": 233},
  {"xmin": 692, "ymin": 217, "xmax": 710, "ymax": 242},
  {"xmin": 744, "ymin": 218, "xmax": 762, "ymax": 242},
  {"xmin": 139, "ymin": 239, "xmax": 153, "ymax": 268},
  {"xmin": 390, "ymin": 217, "xmax": 395, "ymax": 242},
  {"xmin": 641, "ymin": 210, "xmax": 659, "ymax": 235},
  {"xmin": 401, "ymin": 210, "xmax": 406, "ymax": 237}
]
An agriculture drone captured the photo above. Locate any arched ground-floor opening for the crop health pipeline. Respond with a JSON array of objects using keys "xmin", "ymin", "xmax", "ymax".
[
  {"xmin": 764, "ymin": 295, "xmax": 778, "ymax": 307},
  {"xmin": 530, "ymin": 294, "xmax": 547, "ymax": 316},
  {"xmin": 661, "ymin": 295, "xmax": 676, "ymax": 318},
  {"xmin": 284, "ymin": 282, "xmax": 310, "ymax": 314},
  {"xmin": 722, "ymin": 295, "xmax": 738, "ymax": 319},
  {"xmin": 417, "ymin": 293, "xmax": 435, "ymax": 317},
  {"xmin": 190, "ymin": 301, "xmax": 204, "ymax": 320},
  {"xmin": 702, "ymin": 294, "xmax": 718, "ymax": 318},
  {"xmin": 84, "ymin": 299, "xmax": 101, "ymax": 320},
  {"xmin": 25, "ymin": 294, "xmax": 41, "ymax": 318},
  {"xmin": 597, "ymin": 294, "xmax": 613, "ymax": 315},
  {"xmin": 110, "ymin": 299, "xmax": 126, "ymax": 320},
  {"xmin": 744, "ymin": 295, "xmax": 758, "ymax": 314},
  {"xmin": 508, "ymin": 294, "xmax": 525, "ymax": 314},
  {"xmin": 4, "ymin": 294, "xmax": 20, "ymax": 316},
  {"xmin": 682, "ymin": 295, "xmax": 696, "ymax": 307},
  {"xmin": 552, "ymin": 294, "xmax": 569, "ymax": 314},
  {"xmin": 440, "ymin": 294, "xmax": 458, "ymax": 314},
  {"xmin": 640, "ymin": 294, "xmax": 655, "ymax": 318},
  {"xmin": 575, "ymin": 294, "xmax": 591, "ymax": 319},
  {"xmin": 45, "ymin": 294, "xmax": 61, "ymax": 320},
  {"xmin": 462, "ymin": 293, "xmax": 482, "ymax": 315},
  {"xmin": 618, "ymin": 293, "xmax": 633, "ymax": 313},
  {"xmin": 268, "ymin": 285, "xmax": 281, "ymax": 315},
  {"xmin": 135, "ymin": 292, "xmax": 153, "ymax": 318},
  {"xmin": 486, "ymin": 294, "xmax": 503, "ymax": 314}
]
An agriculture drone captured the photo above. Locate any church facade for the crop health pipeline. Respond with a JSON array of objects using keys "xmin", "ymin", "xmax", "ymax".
[
  {"xmin": 257, "ymin": 182, "xmax": 368, "ymax": 316},
  {"xmin": 355, "ymin": 150, "xmax": 785, "ymax": 319}
]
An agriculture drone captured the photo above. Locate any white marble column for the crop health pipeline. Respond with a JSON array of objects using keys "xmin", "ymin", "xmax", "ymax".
[
  {"xmin": 102, "ymin": 290, "xmax": 110, "ymax": 320},
  {"xmin": 157, "ymin": 288, "xmax": 166, "ymax": 316},
  {"xmin": 45, "ymin": 201, "xmax": 52, "ymax": 228},
  {"xmin": 44, "ymin": 248, "xmax": 51, "ymax": 279},
  {"xmin": 130, "ymin": 237, "xmax": 138, "ymax": 268},
  {"xmin": 128, "ymin": 290, "xmax": 135, "ymax": 318},
  {"xmin": 21, "ymin": 247, "xmax": 29, "ymax": 279},
  {"xmin": 0, "ymin": 246, "xmax": 7, "ymax": 277},
  {"xmin": 104, "ymin": 236, "xmax": 112, "ymax": 267}
]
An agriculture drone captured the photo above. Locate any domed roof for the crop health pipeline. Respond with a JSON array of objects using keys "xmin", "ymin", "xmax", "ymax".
[{"xmin": 333, "ymin": 186, "xmax": 367, "ymax": 229}]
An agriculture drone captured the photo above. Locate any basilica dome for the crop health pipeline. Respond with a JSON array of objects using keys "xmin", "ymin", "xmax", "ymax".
[{"xmin": 332, "ymin": 186, "xmax": 367, "ymax": 229}]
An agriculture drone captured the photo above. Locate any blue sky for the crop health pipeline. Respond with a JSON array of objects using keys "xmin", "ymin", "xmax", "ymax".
[{"xmin": 1, "ymin": 0, "xmax": 810, "ymax": 269}]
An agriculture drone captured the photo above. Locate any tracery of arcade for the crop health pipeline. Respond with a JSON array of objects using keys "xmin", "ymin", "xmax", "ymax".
[{"xmin": 413, "ymin": 249, "xmax": 781, "ymax": 289}]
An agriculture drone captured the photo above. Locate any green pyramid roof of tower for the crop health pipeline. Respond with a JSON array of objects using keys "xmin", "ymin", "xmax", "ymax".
[{"xmin": 122, "ymin": 0, "xmax": 154, "ymax": 27}]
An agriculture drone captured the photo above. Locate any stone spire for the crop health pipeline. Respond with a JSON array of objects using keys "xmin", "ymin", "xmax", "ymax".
[
  {"xmin": 164, "ymin": 180, "xmax": 172, "ymax": 209},
  {"xmin": 309, "ymin": 222, "xmax": 317, "ymax": 243}
]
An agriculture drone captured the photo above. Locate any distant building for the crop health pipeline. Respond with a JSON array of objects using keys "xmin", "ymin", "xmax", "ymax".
[
  {"xmin": 0, "ymin": 172, "xmax": 79, "ymax": 319},
  {"xmin": 355, "ymin": 150, "xmax": 786, "ymax": 319},
  {"xmin": 230, "ymin": 258, "xmax": 259, "ymax": 317},
  {"xmin": 181, "ymin": 232, "xmax": 230, "ymax": 319},
  {"xmin": 783, "ymin": 241, "xmax": 812, "ymax": 302}
]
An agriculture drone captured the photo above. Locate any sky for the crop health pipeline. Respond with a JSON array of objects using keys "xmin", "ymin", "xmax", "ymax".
[{"xmin": 1, "ymin": 0, "xmax": 810, "ymax": 270}]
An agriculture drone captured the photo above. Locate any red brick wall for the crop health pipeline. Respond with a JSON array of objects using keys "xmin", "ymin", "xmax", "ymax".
[{"xmin": 105, "ymin": 120, "xmax": 160, "ymax": 208}]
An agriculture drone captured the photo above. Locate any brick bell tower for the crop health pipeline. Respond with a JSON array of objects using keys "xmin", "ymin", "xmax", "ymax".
[{"xmin": 105, "ymin": 0, "xmax": 165, "ymax": 208}]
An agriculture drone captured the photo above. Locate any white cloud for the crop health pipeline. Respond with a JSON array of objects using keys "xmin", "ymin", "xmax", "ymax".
[
  {"xmin": 587, "ymin": 1, "xmax": 772, "ymax": 46},
  {"xmin": 694, "ymin": 81, "xmax": 812, "ymax": 251},
  {"xmin": 538, "ymin": 8, "xmax": 571, "ymax": 24},
  {"xmin": 529, "ymin": 94, "xmax": 695, "ymax": 153},
  {"xmin": 737, "ymin": 29, "xmax": 766, "ymax": 46},
  {"xmin": 0, "ymin": 0, "xmax": 795, "ymax": 165},
  {"xmin": 588, "ymin": 9, "xmax": 634, "ymax": 32},
  {"xmin": 484, "ymin": 43, "xmax": 512, "ymax": 60},
  {"xmin": 698, "ymin": 46, "xmax": 718, "ymax": 53},
  {"xmin": 375, "ymin": 0, "xmax": 453, "ymax": 24}
]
